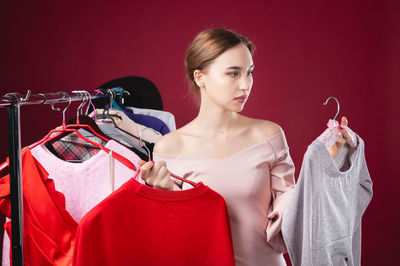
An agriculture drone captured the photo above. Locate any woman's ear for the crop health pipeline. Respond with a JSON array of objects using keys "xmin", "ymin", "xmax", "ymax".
[{"xmin": 194, "ymin": 70, "xmax": 204, "ymax": 88}]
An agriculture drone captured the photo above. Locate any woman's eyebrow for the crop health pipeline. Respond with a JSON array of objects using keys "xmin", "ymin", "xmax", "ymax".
[{"xmin": 225, "ymin": 64, "xmax": 255, "ymax": 70}]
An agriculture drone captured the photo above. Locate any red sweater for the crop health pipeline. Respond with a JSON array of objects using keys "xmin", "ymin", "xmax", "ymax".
[
  {"xmin": 0, "ymin": 148, "xmax": 77, "ymax": 265},
  {"xmin": 73, "ymin": 178, "xmax": 235, "ymax": 266}
]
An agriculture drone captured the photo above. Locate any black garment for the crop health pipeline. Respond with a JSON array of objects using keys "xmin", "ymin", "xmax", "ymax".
[{"xmin": 92, "ymin": 76, "xmax": 163, "ymax": 111}]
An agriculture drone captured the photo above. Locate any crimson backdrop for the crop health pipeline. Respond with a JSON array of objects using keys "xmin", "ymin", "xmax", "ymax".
[{"xmin": 0, "ymin": 1, "xmax": 399, "ymax": 265}]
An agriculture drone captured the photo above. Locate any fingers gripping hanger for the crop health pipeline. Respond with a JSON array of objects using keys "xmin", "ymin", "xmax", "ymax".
[
  {"xmin": 30, "ymin": 92, "xmax": 136, "ymax": 171},
  {"xmin": 323, "ymin": 96, "xmax": 340, "ymax": 121},
  {"xmin": 85, "ymin": 87, "xmax": 190, "ymax": 188},
  {"xmin": 137, "ymin": 128, "xmax": 198, "ymax": 188},
  {"xmin": 102, "ymin": 89, "xmax": 197, "ymax": 187}
]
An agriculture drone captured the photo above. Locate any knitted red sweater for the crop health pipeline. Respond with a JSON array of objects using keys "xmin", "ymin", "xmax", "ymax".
[{"xmin": 73, "ymin": 178, "xmax": 235, "ymax": 266}]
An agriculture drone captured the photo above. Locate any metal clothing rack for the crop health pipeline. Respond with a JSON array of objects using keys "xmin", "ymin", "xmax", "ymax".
[{"xmin": 0, "ymin": 90, "xmax": 114, "ymax": 266}]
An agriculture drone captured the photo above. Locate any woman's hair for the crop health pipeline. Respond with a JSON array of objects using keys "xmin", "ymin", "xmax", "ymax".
[{"xmin": 184, "ymin": 28, "xmax": 255, "ymax": 95}]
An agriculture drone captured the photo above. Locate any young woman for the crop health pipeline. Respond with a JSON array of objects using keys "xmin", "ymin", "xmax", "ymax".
[{"xmin": 139, "ymin": 28, "xmax": 350, "ymax": 266}]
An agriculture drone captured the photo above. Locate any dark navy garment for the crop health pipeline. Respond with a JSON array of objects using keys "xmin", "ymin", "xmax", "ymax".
[
  {"xmin": 123, "ymin": 108, "xmax": 170, "ymax": 135},
  {"xmin": 105, "ymin": 101, "xmax": 170, "ymax": 136}
]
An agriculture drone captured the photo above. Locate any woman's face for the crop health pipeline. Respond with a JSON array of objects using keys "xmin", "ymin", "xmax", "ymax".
[{"xmin": 198, "ymin": 44, "xmax": 254, "ymax": 112}]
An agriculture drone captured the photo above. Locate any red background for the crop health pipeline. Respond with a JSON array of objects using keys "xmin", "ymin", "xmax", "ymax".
[{"xmin": 0, "ymin": 1, "xmax": 399, "ymax": 265}]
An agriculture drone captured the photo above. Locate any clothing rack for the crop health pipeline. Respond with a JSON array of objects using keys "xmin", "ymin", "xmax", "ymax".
[{"xmin": 0, "ymin": 90, "xmax": 115, "ymax": 266}]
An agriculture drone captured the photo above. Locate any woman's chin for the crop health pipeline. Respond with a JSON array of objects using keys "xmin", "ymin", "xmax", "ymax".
[{"xmin": 231, "ymin": 105, "xmax": 245, "ymax": 113}]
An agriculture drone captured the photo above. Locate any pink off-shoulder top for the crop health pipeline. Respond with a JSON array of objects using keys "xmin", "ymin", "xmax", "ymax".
[{"xmin": 153, "ymin": 131, "xmax": 295, "ymax": 266}]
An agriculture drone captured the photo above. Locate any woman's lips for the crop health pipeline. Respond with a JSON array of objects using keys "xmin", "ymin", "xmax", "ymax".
[{"xmin": 234, "ymin": 95, "xmax": 247, "ymax": 103}]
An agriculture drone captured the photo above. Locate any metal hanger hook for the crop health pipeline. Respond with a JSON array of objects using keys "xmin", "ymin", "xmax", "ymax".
[
  {"xmin": 56, "ymin": 92, "xmax": 71, "ymax": 126},
  {"xmin": 81, "ymin": 90, "xmax": 90, "ymax": 115},
  {"xmin": 50, "ymin": 103, "xmax": 60, "ymax": 111},
  {"xmin": 79, "ymin": 91, "xmax": 88, "ymax": 115},
  {"xmin": 37, "ymin": 93, "xmax": 46, "ymax": 104},
  {"xmin": 21, "ymin": 90, "xmax": 31, "ymax": 102},
  {"xmin": 72, "ymin": 91, "xmax": 85, "ymax": 117},
  {"xmin": 108, "ymin": 89, "xmax": 116, "ymax": 109},
  {"xmin": 50, "ymin": 94, "xmax": 62, "ymax": 111},
  {"xmin": 323, "ymin": 96, "xmax": 340, "ymax": 121},
  {"xmin": 139, "ymin": 127, "xmax": 161, "ymax": 159},
  {"xmin": 122, "ymin": 89, "xmax": 130, "ymax": 105},
  {"xmin": 82, "ymin": 90, "xmax": 93, "ymax": 115}
]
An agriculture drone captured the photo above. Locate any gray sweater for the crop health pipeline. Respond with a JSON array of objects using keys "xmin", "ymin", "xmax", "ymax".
[{"xmin": 282, "ymin": 134, "xmax": 373, "ymax": 266}]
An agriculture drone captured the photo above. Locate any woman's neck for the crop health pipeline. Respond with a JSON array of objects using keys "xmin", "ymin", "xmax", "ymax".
[{"xmin": 191, "ymin": 98, "xmax": 240, "ymax": 138}]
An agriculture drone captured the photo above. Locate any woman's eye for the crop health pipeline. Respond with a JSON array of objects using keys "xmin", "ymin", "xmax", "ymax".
[
  {"xmin": 228, "ymin": 72, "xmax": 239, "ymax": 77},
  {"xmin": 247, "ymin": 71, "xmax": 253, "ymax": 76}
]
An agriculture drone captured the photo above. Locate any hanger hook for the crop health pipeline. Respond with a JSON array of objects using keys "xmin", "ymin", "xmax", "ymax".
[
  {"xmin": 37, "ymin": 93, "xmax": 46, "ymax": 104},
  {"xmin": 107, "ymin": 89, "xmax": 116, "ymax": 109},
  {"xmin": 50, "ymin": 91, "xmax": 67, "ymax": 111},
  {"xmin": 80, "ymin": 91, "xmax": 88, "ymax": 115},
  {"xmin": 323, "ymin": 96, "xmax": 340, "ymax": 121},
  {"xmin": 22, "ymin": 90, "xmax": 31, "ymax": 102},
  {"xmin": 139, "ymin": 127, "xmax": 161, "ymax": 160},
  {"xmin": 55, "ymin": 92, "xmax": 71, "ymax": 127},
  {"xmin": 50, "ymin": 102, "xmax": 61, "ymax": 112},
  {"xmin": 120, "ymin": 88, "xmax": 130, "ymax": 106},
  {"xmin": 72, "ymin": 91, "xmax": 85, "ymax": 117},
  {"xmin": 82, "ymin": 90, "xmax": 93, "ymax": 115}
]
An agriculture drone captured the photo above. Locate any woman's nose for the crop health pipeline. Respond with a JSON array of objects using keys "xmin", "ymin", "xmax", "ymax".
[{"xmin": 239, "ymin": 76, "xmax": 251, "ymax": 91}]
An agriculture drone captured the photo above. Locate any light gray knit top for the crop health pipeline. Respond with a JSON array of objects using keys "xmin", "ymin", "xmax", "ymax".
[{"xmin": 282, "ymin": 134, "xmax": 373, "ymax": 266}]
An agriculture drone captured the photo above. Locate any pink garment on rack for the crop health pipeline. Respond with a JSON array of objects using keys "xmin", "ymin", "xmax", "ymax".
[
  {"xmin": 30, "ymin": 139, "xmax": 143, "ymax": 221},
  {"xmin": 1, "ymin": 140, "xmax": 143, "ymax": 266},
  {"xmin": 153, "ymin": 131, "xmax": 295, "ymax": 266},
  {"xmin": 92, "ymin": 109, "xmax": 162, "ymax": 145}
]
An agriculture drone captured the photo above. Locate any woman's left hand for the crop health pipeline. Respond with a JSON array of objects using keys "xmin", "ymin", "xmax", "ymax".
[{"xmin": 329, "ymin": 116, "xmax": 351, "ymax": 158}]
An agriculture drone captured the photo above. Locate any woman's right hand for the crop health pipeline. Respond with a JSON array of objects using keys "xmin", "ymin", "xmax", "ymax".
[{"xmin": 138, "ymin": 160, "xmax": 175, "ymax": 191}]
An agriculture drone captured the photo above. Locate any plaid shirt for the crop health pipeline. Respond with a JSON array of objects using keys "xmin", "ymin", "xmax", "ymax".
[{"xmin": 45, "ymin": 132, "xmax": 107, "ymax": 161}]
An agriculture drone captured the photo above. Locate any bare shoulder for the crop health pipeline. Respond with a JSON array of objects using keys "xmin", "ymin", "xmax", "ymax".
[
  {"xmin": 153, "ymin": 127, "xmax": 190, "ymax": 155},
  {"xmin": 240, "ymin": 116, "xmax": 283, "ymax": 141},
  {"xmin": 153, "ymin": 131, "xmax": 182, "ymax": 155},
  {"xmin": 253, "ymin": 118, "xmax": 283, "ymax": 137}
]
